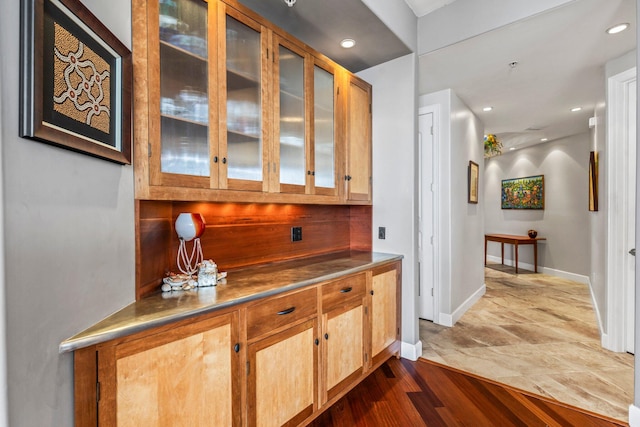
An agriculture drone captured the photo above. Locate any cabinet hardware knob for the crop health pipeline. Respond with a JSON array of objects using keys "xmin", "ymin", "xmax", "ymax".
[
  {"xmin": 324, "ymin": 333, "xmax": 329, "ymax": 340},
  {"xmin": 312, "ymin": 171, "xmax": 315, "ymax": 176},
  {"xmin": 234, "ymin": 343, "xmax": 240, "ymax": 353},
  {"xmin": 340, "ymin": 287, "xmax": 353, "ymax": 293},
  {"xmin": 308, "ymin": 170, "xmax": 311, "ymax": 175},
  {"xmin": 370, "ymin": 290, "xmax": 374, "ymax": 295},
  {"xmin": 315, "ymin": 338, "xmax": 319, "ymax": 346},
  {"xmin": 222, "ymin": 157, "xmax": 227, "ymax": 164},
  {"xmin": 277, "ymin": 307, "xmax": 296, "ymax": 315},
  {"xmin": 214, "ymin": 156, "xmax": 218, "ymax": 163}
]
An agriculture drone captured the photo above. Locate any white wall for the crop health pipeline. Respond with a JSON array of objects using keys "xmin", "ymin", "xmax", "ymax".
[
  {"xmin": 361, "ymin": 0, "xmax": 417, "ymax": 52},
  {"xmin": 484, "ymin": 134, "xmax": 591, "ymax": 277},
  {"xmin": 419, "ymin": 89, "xmax": 485, "ymax": 324},
  {"xmin": 358, "ymin": 53, "xmax": 421, "ymax": 357},
  {"xmin": 1, "ymin": 0, "xmax": 135, "ymax": 425}
]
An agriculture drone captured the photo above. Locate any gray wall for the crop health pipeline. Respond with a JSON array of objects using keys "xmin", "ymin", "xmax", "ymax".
[
  {"xmin": 1, "ymin": 0, "xmax": 135, "ymax": 425},
  {"xmin": 483, "ymin": 133, "xmax": 591, "ymax": 276},
  {"xmin": 419, "ymin": 89, "xmax": 485, "ymax": 324},
  {"xmin": 359, "ymin": 53, "xmax": 421, "ymax": 353}
]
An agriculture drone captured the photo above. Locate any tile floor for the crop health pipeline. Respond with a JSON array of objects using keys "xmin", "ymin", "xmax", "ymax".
[{"xmin": 419, "ymin": 264, "xmax": 634, "ymax": 423}]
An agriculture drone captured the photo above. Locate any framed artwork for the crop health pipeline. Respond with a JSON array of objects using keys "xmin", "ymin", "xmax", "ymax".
[
  {"xmin": 501, "ymin": 175, "xmax": 544, "ymax": 209},
  {"xmin": 468, "ymin": 161, "xmax": 479, "ymax": 203},
  {"xmin": 589, "ymin": 151, "xmax": 599, "ymax": 211},
  {"xmin": 20, "ymin": 0, "xmax": 132, "ymax": 164}
]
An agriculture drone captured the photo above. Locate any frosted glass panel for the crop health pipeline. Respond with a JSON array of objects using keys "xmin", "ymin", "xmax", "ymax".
[
  {"xmin": 314, "ymin": 66, "xmax": 334, "ymax": 188},
  {"xmin": 159, "ymin": 0, "xmax": 209, "ymax": 176},
  {"xmin": 279, "ymin": 46, "xmax": 305, "ymax": 186},
  {"xmin": 226, "ymin": 16, "xmax": 262, "ymax": 182}
]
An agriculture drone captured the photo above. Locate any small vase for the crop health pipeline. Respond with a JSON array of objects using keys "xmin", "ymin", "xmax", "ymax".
[{"xmin": 528, "ymin": 230, "xmax": 538, "ymax": 238}]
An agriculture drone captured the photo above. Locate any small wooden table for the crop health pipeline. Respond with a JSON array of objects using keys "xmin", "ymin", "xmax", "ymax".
[{"xmin": 484, "ymin": 234, "xmax": 546, "ymax": 274}]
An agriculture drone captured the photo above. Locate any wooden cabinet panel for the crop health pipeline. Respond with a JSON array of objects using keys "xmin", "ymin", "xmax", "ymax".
[
  {"xmin": 371, "ymin": 269, "xmax": 397, "ymax": 357},
  {"xmin": 248, "ymin": 319, "xmax": 318, "ymax": 427},
  {"xmin": 99, "ymin": 311, "xmax": 240, "ymax": 427},
  {"xmin": 370, "ymin": 262, "xmax": 401, "ymax": 367},
  {"xmin": 246, "ymin": 287, "xmax": 317, "ymax": 340},
  {"xmin": 324, "ymin": 305, "xmax": 364, "ymax": 396},
  {"xmin": 345, "ymin": 74, "xmax": 372, "ymax": 203},
  {"xmin": 321, "ymin": 272, "xmax": 366, "ymax": 312}
]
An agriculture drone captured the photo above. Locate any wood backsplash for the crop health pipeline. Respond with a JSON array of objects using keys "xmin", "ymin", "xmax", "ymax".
[{"xmin": 136, "ymin": 201, "xmax": 372, "ymax": 299}]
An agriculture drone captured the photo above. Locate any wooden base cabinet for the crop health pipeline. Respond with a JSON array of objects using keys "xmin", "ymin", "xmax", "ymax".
[
  {"xmin": 370, "ymin": 262, "xmax": 401, "ymax": 367},
  {"xmin": 92, "ymin": 311, "xmax": 241, "ymax": 427},
  {"xmin": 73, "ymin": 261, "xmax": 400, "ymax": 427}
]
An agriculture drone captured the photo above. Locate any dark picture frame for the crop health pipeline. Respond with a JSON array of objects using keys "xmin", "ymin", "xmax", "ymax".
[
  {"xmin": 501, "ymin": 175, "xmax": 545, "ymax": 210},
  {"xmin": 20, "ymin": 0, "xmax": 132, "ymax": 164},
  {"xmin": 468, "ymin": 160, "xmax": 479, "ymax": 204},
  {"xmin": 589, "ymin": 151, "xmax": 599, "ymax": 211}
]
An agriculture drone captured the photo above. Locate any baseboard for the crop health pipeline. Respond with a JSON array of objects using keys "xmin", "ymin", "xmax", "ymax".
[
  {"xmin": 438, "ymin": 284, "xmax": 486, "ymax": 327},
  {"xmin": 485, "ymin": 256, "xmax": 589, "ymax": 284},
  {"xmin": 400, "ymin": 340, "xmax": 423, "ymax": 361},
  {"xmin": 630, "ymin": 404, "xmax": 640, "ymax": 427}
]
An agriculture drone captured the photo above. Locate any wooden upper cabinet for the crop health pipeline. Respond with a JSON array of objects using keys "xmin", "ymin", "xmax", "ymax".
[
  {"xmin": 345, "ymin": 73, "xmax": 372, "ymax": 203},
  {"xmin": 219, "ymin": 5, "xmax": 269, "ymax": 192},
  {"xmin": 132, "ymin": 0, "xmax": 369, "ymax": 204}
]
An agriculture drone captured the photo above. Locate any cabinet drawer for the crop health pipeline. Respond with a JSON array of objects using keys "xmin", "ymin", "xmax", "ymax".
[
  {"xmin": 321, "ymin": 273, "xmax": 366, "ymax": 313},
  {"xmin": 247, "ymin": 288, "xmax": 317, "ymax": 340}
]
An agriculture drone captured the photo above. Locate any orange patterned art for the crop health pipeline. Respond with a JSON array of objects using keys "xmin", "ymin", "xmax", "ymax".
[{"xmin": 53, "ymin": 22, "xmax": 111, "ymax": 134}]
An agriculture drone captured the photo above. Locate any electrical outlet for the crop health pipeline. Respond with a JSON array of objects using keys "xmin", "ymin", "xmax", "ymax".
[
  {"xmin": 291, "ymin": 226, "xmax": 302, "ymax": 242},
  {"xmin": 378, "ymin": 227, "xmax": 386, "ymax": 239}
]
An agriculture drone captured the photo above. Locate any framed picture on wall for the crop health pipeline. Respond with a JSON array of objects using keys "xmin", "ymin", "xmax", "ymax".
[
  {"xmin": 19, "ymin": 0, "xmax": 132, "ymax": 164},
  {"xmin": 468, "ymin": 161, "xmax": 479, "ymax": 203},
  {"xmin": 589, "ymin": 151, "xmax": 599, "ymax": 211},
  {"xmin": 501, "ymin": 175, "xmax": 544, "ymax": 209}
]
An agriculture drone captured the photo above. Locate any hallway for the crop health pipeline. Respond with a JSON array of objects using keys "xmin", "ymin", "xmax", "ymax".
[{"xmin": 419, "ymin": 265, "xmax": 634, "ymax": 422}]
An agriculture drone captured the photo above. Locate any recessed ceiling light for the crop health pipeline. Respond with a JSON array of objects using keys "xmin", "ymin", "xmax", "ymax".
[
  {"xmin": 571, "ymin": 107, "xmax": 582, "ymax": 112},
  {"xmin": 483, "ymin": 106, "xmax": 493, "ymax": 112},
  {"xmin": 340, "ymin": 39, "xmax": 356, "ymax": 49},
  {"xmin": 541, "ymin": 138, "xmax": 548, "ymax": 142},
  {"xmin": 606, "ymin": 23, "xmax": 629, "ymax": 34},
  {"xmin": 509, "ymin": 147, "xmax": 515, "ymax": 151}
]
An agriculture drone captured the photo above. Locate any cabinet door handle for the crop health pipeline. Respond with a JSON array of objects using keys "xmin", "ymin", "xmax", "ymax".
[
  {"xmin": 222, "ymin": 157, "xmax": 227, "ymax": 164},
  {"xmin": 277, "ymin": 307, "xmax": 296, "ymax": 315},
  {"xmin": 324, "ymin": 333, "xmax": 329, "ymax": 340},
  {"xmin": 315, "ymin": 338, "xmax": 319, "ymax": 346},
  {"xmin": 234, "ymin": 343, "xmax": 240, "ymax": 353},
  {"xmin": 340, "ymin": 287, "xmax": 353, "ymax": 293},
  {"xmin": 214, "ymin": 156, "xmax": 218, "ymax": 163},
  {"xmin": 307, "ymin": 170, "xmax": 312, "ymax": 175},
  {"xmin": 312, "ymin": 171, "xmax": 315, "ymax": 176},
  {"xmin": 370, "ymin": 290, "xmax": 374, "ymax": 295}
]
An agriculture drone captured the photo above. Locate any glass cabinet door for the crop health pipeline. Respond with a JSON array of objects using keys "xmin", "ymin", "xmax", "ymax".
[
  {"xmin": 224, "ymin": 13, "xmax": 264, "ymax": 188},
  {"xmin": 277, "ymin": 42, "xmax": 306, "ymax": 192},
  {"xmin": 158, "ymin": 0, "xmax": 210, "ymax": 178},
  {"xmin": 313, "ymin": 63, "xmax": 336, "ymax": 195}
]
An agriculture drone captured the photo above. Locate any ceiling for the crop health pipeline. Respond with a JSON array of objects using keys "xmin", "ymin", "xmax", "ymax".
[
  {"xmin": 236, "ymin": 0, "xmax": 411, "ymax": 72},
  {"xmin": 419, "ymin": 0, "xmax": 636, "ymax": 151},
  {"xmin": 237, "ymin": 0, "xmax": 636, "ymax": 153}
]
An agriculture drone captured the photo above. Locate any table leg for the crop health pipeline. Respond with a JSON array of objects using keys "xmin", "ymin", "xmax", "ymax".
[
  {"xmin": 515, "ymin": 242, "xmax": 519, "ymax": 274},
  {"xmin": 534, "ymin": 241, "xmax": 538, "ymax": 273},
  {"xmin": 484, "ymin": 238, "xmax": 487, "ymax": 266}
]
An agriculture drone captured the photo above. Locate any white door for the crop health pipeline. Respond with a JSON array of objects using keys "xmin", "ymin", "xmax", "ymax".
[
  {"xmin": 625, "ymin": 78, "xmax": 636, "ymax": 354},
  {"xmin": 418, "ymin": 112, "xmax": 434, "ymax": 320}
]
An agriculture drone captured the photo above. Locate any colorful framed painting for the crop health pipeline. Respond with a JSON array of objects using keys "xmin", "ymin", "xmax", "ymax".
[
  {"xmin": 468, "ymin": 161, "xmax": 479, "ymax": 204},
  {"xmin": 501, "ymin": 175, "xmax": 544, "ymax": 210},
  {"xmin": 20, "ymin": 0, "xmax": 132, "ymax": 164}
]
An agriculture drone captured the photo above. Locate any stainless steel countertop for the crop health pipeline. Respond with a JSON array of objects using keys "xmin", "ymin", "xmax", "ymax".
[{"xmin": 59, "ymin": 251, "xmax": 402, "ymax": 353}]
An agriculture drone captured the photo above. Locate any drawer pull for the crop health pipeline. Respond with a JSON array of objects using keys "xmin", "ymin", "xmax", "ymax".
[
  {"xmin": 340, "ymin": 287, "xmax": 353, "ymax": 293},
  {"xmin": 277, "ymin": 307, "xmax": 296, "ymax": 315}
]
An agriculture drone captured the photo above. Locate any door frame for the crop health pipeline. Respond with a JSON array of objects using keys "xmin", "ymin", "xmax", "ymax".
[
  {"xmin": 418, "ymin": 104, "xmax": 441, "ymax": 324},
  {"xmin": 605, "ymin": 66, "xmax": 637, "ymax": 352}
]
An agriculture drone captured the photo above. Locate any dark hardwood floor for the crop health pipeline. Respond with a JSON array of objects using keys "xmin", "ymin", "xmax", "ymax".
[{"xmin": 309, "ymin": 358, "xmax": 627, "ymax": 427}]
